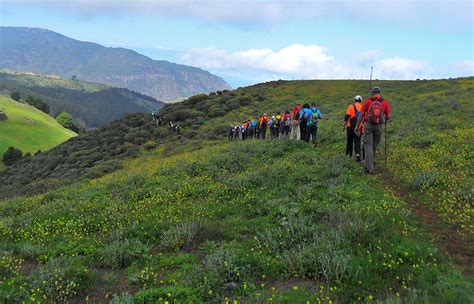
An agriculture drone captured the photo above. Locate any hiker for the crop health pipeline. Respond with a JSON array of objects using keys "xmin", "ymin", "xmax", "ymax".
[
  {"xmin": 299, "ymin": 104, "xmax": 310, "ymax": 141},
  {"xmin": 355, "ymin": 86, "xmax": 391, "ymax": 174},
  {"xmin": 247, "ymin": 120, "xmax": 254, "ymax": 139},
  {"xmin": 228, "ymin": 125, "xmax": 235, "ymax": 141},
  {"xmin": 343, "ymin": 95, "xmax": 363, "ymax": 161},
  {"xmin": 156, "ymin": 115, "xmax": 162, "ymax": 126},
  {"xmin": 274, "ymin": 112, "xmax": 282, "ymax": 138},
  {"xmin": 169, "ymin": 121, "xmax": 174, "ymax": 131},
  {"xmin": 151, "ymin": 110, "xmax": 157, "ymax": 122},
  {"xmin": 259, "ymin": 114, "xmax": 268, "ymax": 140},
  {"xmin": 269, "ymin": 115, "xmax": 276, "ymax": 139},
  {"xmin": 290, "ymin": 103, "xmax": 301, "ymax": 140},
  {"xmin": 282, "ymin": 110, "xmax": 291, "ymax": 136},
  {"xmin": 301, "ymin": 103, "xmax": 322, "ymax": 144},
  {"xmin": 242, "ymin": 121, "xmax": 249, "ymax": 140},
  {"xmin": 254, "ymin": 119, "xmax": 261, "ymax": 139},
  {"xmin": 175, "ymin": 123, "xmax": 182, "ymax": 135}
]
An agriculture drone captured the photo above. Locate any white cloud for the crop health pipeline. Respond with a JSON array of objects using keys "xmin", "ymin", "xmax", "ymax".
[
  {"xmin": 178, "ymin": 44, "xmax": 431, "ymax": 81},
  {"xmin": 452, "ymin": 60, "xmax": 474, "ymax": 76},
  {"xmin": 5, "ymin": 0, "xmax": 473, "ymax": 27},
  {"xmin": 375, "ymin": 57, "xmax": 430, "ymax": 79}
]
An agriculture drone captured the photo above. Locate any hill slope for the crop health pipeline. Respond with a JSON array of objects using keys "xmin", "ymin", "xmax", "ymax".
[
  {"xmin": 0, "ymin": 27, "xmax": 232, "ymax": 101},
  {"xmin": 0, "ymin": 77, "xmax": 473, "ymax": 303},
  {"xmin": 1, "ymin": 78, "xmax": 472, "ymax": 238},
  {"xmin": 1, "ymin": 140, "xmax": 472, "ymax": 303},
  {"xmin": 0, "ymin": 95, "xmax": 76, "ymax": 157},
  {"xmin": 0, "ymin": 70, "xmax": 164, "ymax": 128}
]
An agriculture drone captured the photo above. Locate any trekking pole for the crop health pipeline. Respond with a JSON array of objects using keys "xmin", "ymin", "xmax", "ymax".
[
  {"xmin": 369, "ymin": 66, "xmax": 373, "ymax": 89},
  {"xmin": 384, "ymin": 120, "xmax": 388, "ymax": 169}
]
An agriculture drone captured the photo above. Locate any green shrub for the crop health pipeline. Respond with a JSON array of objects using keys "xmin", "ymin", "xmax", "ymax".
[
  {"xmin": 160, "ymin": 222, "xmax": 200, "ymax": 251},
  {"xmin": 29, "ymin": 257, "xmax": 92, "ymax": 302},
  {"xmin": 9, "ymin": 91, "xmax": 20, "ymax": 101},
  {"xmin": 25, "ymin": 95, "xmax": 50, "ymax": 114},
  {"xmin": 100, "ymin": 237, "xmax": 149, "ymax": 269},
  {"xmin": 2, "ymin": 146, "xmax": 22, "ymax": 166}
]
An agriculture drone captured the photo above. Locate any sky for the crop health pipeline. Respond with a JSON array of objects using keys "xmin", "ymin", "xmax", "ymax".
[{"xmin": 1, "ymin": 0, "xmax": 473, "ymax": 87}]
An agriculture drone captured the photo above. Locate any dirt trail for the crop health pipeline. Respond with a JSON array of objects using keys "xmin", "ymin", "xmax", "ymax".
[{"xmin": 379, "ymin": 173, "xmax": 473, "ymax": 276}]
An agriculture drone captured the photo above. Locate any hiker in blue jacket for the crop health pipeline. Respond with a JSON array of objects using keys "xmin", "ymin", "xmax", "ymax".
[{"xmin": 301, "ymin": 103, "xmax": 322, "ymax": 144}]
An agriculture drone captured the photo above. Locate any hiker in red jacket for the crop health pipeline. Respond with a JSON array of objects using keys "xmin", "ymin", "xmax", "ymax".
[
  {"xmin": 290, "ymin": 103, "xmax": 301, "ymax": 140},
  {"xmin": 355, "ymin": 87, "xmax": 391, "ymax": 174}
]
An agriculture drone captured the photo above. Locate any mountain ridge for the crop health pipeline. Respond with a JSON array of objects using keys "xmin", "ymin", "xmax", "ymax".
[
  {"xmin": 0, "ymin": 69, "xmax": 165, "ymax": 128},
  {"xmin": 0, "ymin": 26, "xmax": 231, "ymax": 101}
]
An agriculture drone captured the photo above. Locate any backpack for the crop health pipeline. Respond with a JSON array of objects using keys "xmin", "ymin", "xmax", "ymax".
[
  {"xmin": 284, "ymin": 116, "xmax": 291, "ymax": 127},
  {"xmin": 310, "ymin": 109, "xmax": 319, "ymax": 126},
  {"xmin": 349, "ymin": 104, "xmax": 360, "ymax": 127},
  {"xmin": 294, "ymin": 109, "xmax": 300, "ymax": 120},
  {"xmin": 367, "ymin": 99, "xmax": 385, "ymax": 124},
  {"xmin": 274, "ymin": 116, "xmax": 281, "ymax": 127}
]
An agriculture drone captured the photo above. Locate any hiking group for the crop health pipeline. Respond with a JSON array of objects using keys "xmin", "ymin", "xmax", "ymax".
[
  {"xmin": 229, "ymin": 102, "xmax": 322, "ymax": 144},
  {"xmin": 230, "ymin": 86, "xmax": 391, "ymax": 174}
]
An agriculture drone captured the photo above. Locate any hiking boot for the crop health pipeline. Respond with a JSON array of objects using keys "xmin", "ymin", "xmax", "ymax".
[{"xmin": 356, "ymin": 154, "xmax": 361, "ymax": 162}]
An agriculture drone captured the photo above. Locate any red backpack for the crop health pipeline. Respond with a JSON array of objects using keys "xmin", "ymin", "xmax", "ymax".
[{"xmin": 367, "ymin": 98, "xmax": 385, "ymax": 124}]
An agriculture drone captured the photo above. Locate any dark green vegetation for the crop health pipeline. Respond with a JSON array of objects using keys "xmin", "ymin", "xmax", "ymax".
[
  {"xmin": 25, "ymin": 95, "xmax": 50, "ymax": 114},
  {"xmin": 2, "ymin": 146, "xmax": 23, "ymax": 166},
  {"xmin": 0, "ymin": 27, "xmax": 231, "ymax": 101},
  {"xmin": 55, "ymin": 111, "xmax": 84, "ymax": 133},
  {"xmin": 0, "ymin": 113, "xmax": 163, "ymax": 198},
  {"xmin": 0, "ymin": 70, "xmax": 164, "ymax": 128},
  {"xmin": 0, "ymin": 78, "xmax": 472, "ymax": 303}
]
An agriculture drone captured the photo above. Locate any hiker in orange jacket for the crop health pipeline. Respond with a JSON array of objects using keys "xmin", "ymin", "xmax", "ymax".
[
  {"xmin": 343, "ymin": 95, "xmax": 363, "ymax": 161},
  {"xmin": 259, "ymin": 114, "xmax": 269, "ymax": 140}
]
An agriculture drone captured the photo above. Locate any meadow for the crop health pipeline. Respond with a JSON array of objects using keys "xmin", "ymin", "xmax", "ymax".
[
  {"xmin": 0, "ymin": 77, "xmax": 472, "ymax": 303},
  {"xmin": 1, "ymin": 139, "xmax": 472, "ymax": 303},
  {"xmin": 0, "ymin": 96, "xmax": 76, "ymax": 156}
]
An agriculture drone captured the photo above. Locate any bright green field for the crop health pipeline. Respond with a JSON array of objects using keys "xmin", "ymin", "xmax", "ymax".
[{"xmin": 0, "ymin": 96, "xmax": 76, "ymax": 157}]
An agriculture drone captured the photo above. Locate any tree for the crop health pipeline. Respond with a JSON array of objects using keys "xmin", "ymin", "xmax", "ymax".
[
  {"xmin": 25, "ymin": 95, "xmax": 50, "ymax": 114},
  {"xmin": 56, "ymin": 111, "xmax": 84, "ymax": 133},
  {"xmin": 56, "ymin": 111, "xmax": 73, "ymax": 128},
  {"xmin": 3, "ymin": 146, "xmax": 23, "ymax": 166},
  {"xmin": 10, "ymin": 91, "xmax": 20, "ymax": 101}
]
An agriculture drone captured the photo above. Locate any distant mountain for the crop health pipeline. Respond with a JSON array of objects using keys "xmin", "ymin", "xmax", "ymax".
[
  {"xmin": 0, "ymin": 27, "xmax": 232, "ymax": 101},
  {"xmin": 0, "ymin": 70, "xmax": 164, "ymax": 128}
]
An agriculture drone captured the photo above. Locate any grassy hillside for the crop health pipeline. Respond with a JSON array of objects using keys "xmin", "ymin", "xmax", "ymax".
[
  {"xmin": 0, "ymin": 95, "xmax": 76, "ymax": 157},
  {"xmin": 0, "ymin": 70, "xmax": 164, "ymax": 128},
  {"xmin": 1, "ymin": 140, "xmax": 472, "ymax": 303},
  {"xmin": 0, "ymin": 78, "xmax": 472, "ymax": 302}
]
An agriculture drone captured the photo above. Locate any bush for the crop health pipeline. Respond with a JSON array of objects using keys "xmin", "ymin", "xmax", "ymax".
[
  {"xmin": 9, "ymin": 91, "xmax": 20, "ymax": 101},
  {"xmin": 2, "ymin": 147, "xmax": 22, "ymax": 166},
  {"xmin": 25, "ymin": 95, "xmax": 50, "ymax": 114},
  {"xmin": 160, "ymin": 222, "xmax": 200, "ymax": 251},
  {"xmin": 29, "ymin": 257, "xmax": 92, "ymax": 302},
  {"xmin": 100, "ymin": 237, "xmax": 149, "ymax": 269},
  {"xmin": 143, "ymin": 141, "xmax": 158, "ymax": 151}
]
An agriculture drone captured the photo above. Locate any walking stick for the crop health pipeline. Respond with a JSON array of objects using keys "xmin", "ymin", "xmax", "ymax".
[
  {"xmin": 369, "ymin": 66, "xmax": 373, "ymax": 89},
  {"xmin": 384, "ymin": 120, "xmax": 387, "ymax": 168}
]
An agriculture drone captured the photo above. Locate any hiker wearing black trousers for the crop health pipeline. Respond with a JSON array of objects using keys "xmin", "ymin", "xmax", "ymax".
[
  {"xmin": 299, "ymin": 104, "xmax": 309, "ymax": 140},
  {"xmin": 260, "ymin": 114, "xmax": 268, "ymax": 140},
  {"xmin": 343, "ymin": 95, "xmax": 363, "ymax": 161}
]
